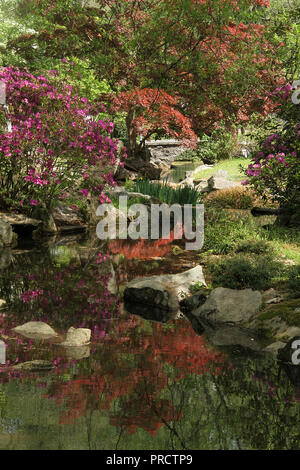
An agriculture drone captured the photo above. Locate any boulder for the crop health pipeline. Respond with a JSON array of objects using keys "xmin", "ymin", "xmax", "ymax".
[
  {"xmin": 263, "ymin": 341, "xmax": 286, "ymax": 356},
  {"xmin": 62, "ymin": 345, "xmax": 91, "ymax": 360},
  {"xmin": 124, "ymin": 266, "xmax": 206, "ymax": 313},
  {"xmin": 0, "ymin": 220, "xmax": 17, "ymax": 248},
  {"xmin": 13, "ymin": 321, "xmax": 58, "ymax": 340},
  {"xmin": 0, "ymin": 250, "xmax": 14, "ymax": 270},
  {"xmin": 60, "ymin": 327, "xmax": 91, "ymax": 347},
  {"xmin": 0, "ymin": 212, "xmax": 41, "ymax": 239},
  {"xmin": 207, "ymin": 176, "xmax": 238, "ymax": 191},
  {"xmin": 0, "ymin": 299, "xmax": 6, "ymax": 309},
  {"xmin": 145, "ymin": 139, "xmax": 190, "ymax": 167},
  {"xmin": 262, "ymin": 288, "xmax": 281, "ymax": 304},
  {"xmin": 52, "ymin": 204, "xmax": 85, "ymax": 227},
  {"xmin": 13, "ymin": 360, "xmax": 55, "ymax": 371},
  {"xmin": 192, "ymin": 287, "xmax": 262, "ymax": 324},
  {"xmin": 179, "ymin": 177, "xmax": 194, "ymax": 188}
]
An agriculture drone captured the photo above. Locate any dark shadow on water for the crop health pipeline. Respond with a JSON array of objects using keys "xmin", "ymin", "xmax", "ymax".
[{"xmin": 124, "ymin": 300, "xmax": 177, "ymax": 323}]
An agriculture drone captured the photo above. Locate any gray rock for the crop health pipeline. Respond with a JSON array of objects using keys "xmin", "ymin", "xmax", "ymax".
[
  {"xmin": 263, "ymin": 341, "xmax": 286, "ymax": 355},
  {"xmin": 277, "ymin": 326, "xmax": 300, "ymax": 340},
  {"xmin": 262, "ymin": 288, "xmax": 278, "ymax": 301},
  {"xmin": 262, "ymin": 288, "xmax": 282, "ymax": 304},
  {"xmin": 207, "ymin": 176, "xmax": 238, "ymax": 191},
  {"xmin": 179, "ymin": 177, "xmax": 194, "ymax": 188},
  {"xmin": 0, "ymin": 220, "xmax": 16, "ymax": 248},
  {"xmin": 13, "ymin": 360, "xmax": 55, "ymax": 371},
  {"xmin": 145, "ymin": 140, "xmax": 190, "ymax": 167},
  {"xmin": 0, "ymin": 250, "xmax": 14, "ymax": 270},
  {"xmin": 61, "ymin": 327, "xmax": 91, "ymax": 347},
  {"xmin": 0, "ymin": 299, "xmax": 6, "ymax": 309},
  {"xmin": 124, "ymin": 266, "xmax": 206, "ymax": 312},
  {"xmin": 13, "ymin": 321, "xmax": 58, "ymax": 340},
  {"xmin": 62, "ymin": 344, "xmax": 91, "ymax": 360},
  {"xmin": 0, "ymin": 212, "xmax": 41, "ymax": 242},
  {"xmin": 52, "ymin": 204, "xmax": 85, "ymax": 227},
  {"xmin": 193, "ymin": 287, "xmax": 262, "ymax": 324}
]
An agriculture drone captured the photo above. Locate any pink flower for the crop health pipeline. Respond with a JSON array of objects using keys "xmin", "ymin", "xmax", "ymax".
[
  {"xmin": 30, "ymin": 199, "xmax": 39, "ymax": 206},
  {"xmin": 80, "ymin": 189, "xmax": 89, "ymax": 197}
]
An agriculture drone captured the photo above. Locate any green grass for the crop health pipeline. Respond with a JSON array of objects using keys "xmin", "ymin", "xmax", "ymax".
[
  {"xmin": 201, "ymin": 207, "xmax": 300, "ymax": 295},
  {"xmin": 193, "ymin": 158, "xmax": 251, "ymax": 182}
]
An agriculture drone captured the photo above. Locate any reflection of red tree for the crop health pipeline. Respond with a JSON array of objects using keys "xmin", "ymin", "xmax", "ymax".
[
  {"xmin": 108, "ymin": 238, "xmax": 172, "ymax": 260},
  {"xmin": 108, "ymin": 224, "xmax": 183, "ymax": 260},
  {"xmin": 47, "ymin": 315, "xmax": 226, "ymax": 434}
]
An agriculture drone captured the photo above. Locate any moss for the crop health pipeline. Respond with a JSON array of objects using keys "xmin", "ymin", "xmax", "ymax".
[{"xmin": 258, "ymin": 299, "xmax": 300, "ymax": 325}]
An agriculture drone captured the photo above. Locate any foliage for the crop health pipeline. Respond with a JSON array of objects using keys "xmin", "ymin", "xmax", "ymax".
[
  {"xmin": 202, "ymin": 208, "xmax": 299, "ymax": 266},
  {"xmin": 208, "ymin": 253, "xmax": 281, "ymax": 290},
  {"xmin": 198, "ymin": 127, "xmax": 241, "ymax": 164},
  {"xmin": 188, "ymin": 281, "xmax": 207, "ymax": 294},
  {"xmin": 285, "ymin": 265, "xmax": 300, "ymax": 294},
  {"xmin": 0, "ymin": 67, "xmax": 119, "ymax": 214},
  {"xmin": 0, "ymin": 250, "xmax": 119, "ymax": 331},
  {"xmin": 243, "ymin": 87, "xmax": 300, "ymax": 209},
  {"xmin": 235, "ymin": 239, "xmax": 275, "ymax": 256},
  {"xmin": 102, "ymin": 88, "xmax": 197, "ymax": 157},
  {"xmin": 133, "ymin": 179, "xmax": 201, "ymax": 205},
  {"xmin": 204, "ymin": 187, "xmax": 261, "ymax": 210},
  {"xmin": 5, "ymin": 0, "xmax": 283, "ymax": 155},
  {"xmin": 203, "ymin": 209, "xmax": 260, "ymax": 254}
]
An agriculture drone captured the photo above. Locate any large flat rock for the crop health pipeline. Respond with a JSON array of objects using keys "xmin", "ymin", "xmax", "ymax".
[
  {"xmin": 193, "ymin": 287, "xmax": 262, "ymax": 324},
  {"xmin": 124, "ymin": 266, "xmax": 206, "ymax": 312}
]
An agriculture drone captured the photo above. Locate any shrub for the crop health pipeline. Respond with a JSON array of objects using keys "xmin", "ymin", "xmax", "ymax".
[
  {"xmin": 204, "ymin": 186, "xmax": 260, "ymax": 209},
  {"xmin": 198, "ymin": 126, "xmax": 240, "ymax": 164},
  {"xmin": 203, "ymin": 208, "xmax": 259, "ymax": 254},
  {"xmin": 242, "ymin": 86, "xmax": 300, "ymax": 212},
  {"xmin": 235, "ymin": 239, "xmax": 275, "ymax": 256},
  {"xmin": 133, "ymin": 179, "xmax": 201, "ymax": 205},
  {"xmin": 0, "ymin": 67, "xmax": 120, "ymax": 215},
  {"xmin": 208, "ymin": 254, "xmax": 281, "ymax": 290},
  {"xmin": 286, "ymin": 265, "xmax": 300, "ymax": 294}
]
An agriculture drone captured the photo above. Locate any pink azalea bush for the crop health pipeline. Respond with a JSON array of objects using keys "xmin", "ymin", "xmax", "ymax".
[
  {"xmin": 0, "ymin": 67, "xmax": 121, "ymax": 214},
  {"xmin": 242, "ymin": 85, "xmax": 299, "ymax": 212}
]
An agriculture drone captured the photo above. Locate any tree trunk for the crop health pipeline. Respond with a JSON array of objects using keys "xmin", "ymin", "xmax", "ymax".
[{"xmin": 126, "ymin": 106, "xmax": 137, "ymax": 159}]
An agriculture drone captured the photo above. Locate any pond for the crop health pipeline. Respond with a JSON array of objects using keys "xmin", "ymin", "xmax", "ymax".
[
  {"xmin": 0, "ymin": 234, "xmax": 299, "ymax": 450},
  {"xmin": 165, "ymin": 161, "xmax": 200, "ymax": 183}
]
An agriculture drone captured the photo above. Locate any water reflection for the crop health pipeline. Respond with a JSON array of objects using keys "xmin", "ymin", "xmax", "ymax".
[{"xmin": 0, "ymin": 240, "xmax": 299, "ymax": 449}]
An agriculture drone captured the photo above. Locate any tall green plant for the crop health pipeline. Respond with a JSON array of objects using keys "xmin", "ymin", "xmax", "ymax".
[{"xmin": 133, "ymin": 179, "xmax": 201, "ymax": 206}]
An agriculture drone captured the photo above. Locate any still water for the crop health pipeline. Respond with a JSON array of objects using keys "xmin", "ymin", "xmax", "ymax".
[
  {"xmin": 0, "ymin": 235, "xmax": 299, "ymax": 450},
  {"xmin": 165, "ymin": 161, "xmax": 199, "ymax": 183}
]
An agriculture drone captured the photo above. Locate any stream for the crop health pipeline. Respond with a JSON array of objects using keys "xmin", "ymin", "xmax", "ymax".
[{"xmin": 0, "ymin": 231, "xmax": 299, "ymax": 450}]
